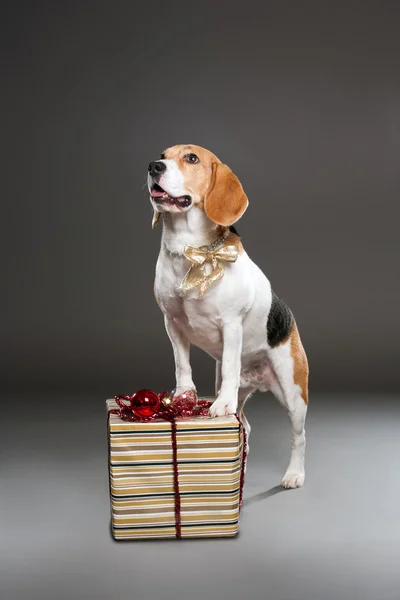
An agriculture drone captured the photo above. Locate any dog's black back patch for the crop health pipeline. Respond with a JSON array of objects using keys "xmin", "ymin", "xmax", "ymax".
[
  {"xmin": 229, "ymin": 225, "xmax": 239, "ymax": 236},
  {"xmin": 267, "ymin": 290, "xmax": 294, "ymax": 347}
]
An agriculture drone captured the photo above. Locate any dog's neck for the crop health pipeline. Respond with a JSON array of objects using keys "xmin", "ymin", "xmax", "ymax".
[{"xmin": 161, "ymin": 206, "xmax": 226, "ymax": 255}]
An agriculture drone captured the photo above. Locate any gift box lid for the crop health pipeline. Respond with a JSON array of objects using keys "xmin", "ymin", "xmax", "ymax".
[{"xmin": 106, "ymin": 398, "xmax": 241, "ymax": 432}]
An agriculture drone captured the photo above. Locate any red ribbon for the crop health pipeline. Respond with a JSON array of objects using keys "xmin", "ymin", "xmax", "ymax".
[
  {"xmin": 235, "ymin": 414, "xmax": 247, "ymax": 510},
  {"xmin": 110, "ymin": 392, "xmax": 247, "ymax": 538}
]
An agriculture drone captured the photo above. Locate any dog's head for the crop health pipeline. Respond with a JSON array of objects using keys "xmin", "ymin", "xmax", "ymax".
[{"xmin": 147, "ymin": 144, "xmax": 248, "ymax": 228}]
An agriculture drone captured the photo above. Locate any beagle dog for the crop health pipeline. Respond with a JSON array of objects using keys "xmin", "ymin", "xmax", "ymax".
[{"xmin": 148, "ymin": 144, "xmax": 309, "ymax": 488}]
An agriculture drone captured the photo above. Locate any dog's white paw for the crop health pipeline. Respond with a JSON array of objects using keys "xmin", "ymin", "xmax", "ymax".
[
  {"xmin": 174, "ymin": 383, "xmax": 197, "ymax": 394},
  {"xmin": 280, "ymin": 470, "xmax": 305, "ymax": 489},
  {"xmin": 209, "ymin": 398, "xmax": 237, "ymax": 417},
  {"xmin": 171, "ymin": 384, "xmax": 197, "ymax": 401}
]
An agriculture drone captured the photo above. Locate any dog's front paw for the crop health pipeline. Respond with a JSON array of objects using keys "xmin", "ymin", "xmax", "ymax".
[
  {"xmin": 172, "ymin": 384, "xmax": 197, "ymax": 398},
  {"xmin": 209, "ymin": 397, "xmax": 237, "ymax": 417},
  {"xmin": 280, "ymin": 470, "xmax": 305, "ymax": 489}
]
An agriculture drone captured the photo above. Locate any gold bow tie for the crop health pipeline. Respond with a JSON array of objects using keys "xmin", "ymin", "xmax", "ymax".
[{"xmin": 180, "ymin": 244, "xmax": 239, "ymax": 296}]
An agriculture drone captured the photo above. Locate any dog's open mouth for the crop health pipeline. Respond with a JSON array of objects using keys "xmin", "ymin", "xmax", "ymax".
[{"xmin": 151, "ymin": 183, "xmax": 192, "ymax": 208}]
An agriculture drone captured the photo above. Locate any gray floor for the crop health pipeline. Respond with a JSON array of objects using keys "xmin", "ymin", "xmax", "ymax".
[{"xmin": 2, "ymin": 393, "xmax": 400, "ymax": 600}]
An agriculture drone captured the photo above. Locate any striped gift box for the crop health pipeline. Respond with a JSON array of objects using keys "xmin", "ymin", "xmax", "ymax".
[{"xmin": 107, "ymin": 398, "xmax": 245, "ymax": 540}]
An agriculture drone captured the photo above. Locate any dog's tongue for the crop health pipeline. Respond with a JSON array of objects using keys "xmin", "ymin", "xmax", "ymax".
[
  {"xmin": 151, "ymin": 188, "xmax": 166, "ymax": 198},
  {"xmin": 151, "ymin": 188, "xmax": 189, "ymax": 207}
]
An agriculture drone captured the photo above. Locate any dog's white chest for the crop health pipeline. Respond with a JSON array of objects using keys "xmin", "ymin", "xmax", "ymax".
[
  {"xmin": 155, "ymin": 251, "xmax": 224, "ymax": 355},
  {"xmin": 155, "ymin": 244, "xmax": 272, "ymax": 364},
  {"xmin": 178, "ymin": 299, "xmax": 223, "ymax": 354}
]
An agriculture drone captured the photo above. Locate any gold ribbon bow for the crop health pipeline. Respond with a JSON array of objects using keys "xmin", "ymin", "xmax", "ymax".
[{"xmin": 180, "ymin": 244, "xmax": 239, "ymax": 296}]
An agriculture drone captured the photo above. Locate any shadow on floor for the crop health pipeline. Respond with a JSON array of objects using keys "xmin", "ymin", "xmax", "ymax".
[{"xmin": 242, "ymin": 485, "xmax": 286, "ymax": 507}]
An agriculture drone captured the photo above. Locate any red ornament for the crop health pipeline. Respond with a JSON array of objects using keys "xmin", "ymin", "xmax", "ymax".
[{"xmin": 130, "ymin": 389, "xmax": 161, "ymax": 418}]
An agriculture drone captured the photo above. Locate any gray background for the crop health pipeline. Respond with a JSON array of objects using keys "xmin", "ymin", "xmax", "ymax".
[
  {"xmin": 2, "ymin": 3, "xmax": 400, "ymax": 600},
  {"xmin": 2, "ymin": 0, "xmax": 400, "ymax": 397}
]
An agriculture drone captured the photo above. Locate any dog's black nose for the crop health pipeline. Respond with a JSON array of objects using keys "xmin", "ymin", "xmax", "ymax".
[{"xmin": 148, "ymin": 161, "xmax": 166, "ymax": 177}]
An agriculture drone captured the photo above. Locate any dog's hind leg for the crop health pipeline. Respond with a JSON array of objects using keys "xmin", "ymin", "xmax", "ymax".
[
  {"xmin": 237, "ymin": 387, "xmax": 254, "ymax": 440},
  {"xmin": 237, "ymin": 387, "xmax": 256, "ymax": 468},
  {"xmin": 267, "ymin": 325, "xmax": 309, "ymax": 489},
  {"xmin": 277, "ymin": 388, "xmax": 307, "ymax": 488}
]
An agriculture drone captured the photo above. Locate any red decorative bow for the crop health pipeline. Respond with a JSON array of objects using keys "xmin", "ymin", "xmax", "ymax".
[{"xmin": 112, "ymin": 388, "xmax": 211, "ymax": 422}]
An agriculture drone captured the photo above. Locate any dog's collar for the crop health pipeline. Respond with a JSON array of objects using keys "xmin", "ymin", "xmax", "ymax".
[
  {"xmin": 162, "ymin": 229, "xmax": 229, "ymax": 258},
  {"xmin": 180, "ymin": 232, "xmax": 239, "ymax": 297},
  {"xmin": 199, "ymin": 233, "xmax": 228, "ymax": 253}
]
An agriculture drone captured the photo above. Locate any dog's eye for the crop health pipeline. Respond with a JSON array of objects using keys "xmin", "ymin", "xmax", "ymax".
[{"xmin": 184, "ymin": 153, "xmax": 199, "ymax": 164}]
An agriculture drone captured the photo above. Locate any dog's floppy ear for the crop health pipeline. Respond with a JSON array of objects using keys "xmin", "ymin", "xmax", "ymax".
[
  {"xmin": 204, "ymin": 162, "xmax": 248, "ymax": 226},
  {"xmin": 152, "ymin": 209, "xmax": 160, "ymax": 229}
]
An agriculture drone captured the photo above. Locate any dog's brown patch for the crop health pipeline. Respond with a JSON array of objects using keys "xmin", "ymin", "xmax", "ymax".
[
  {"xmin": 290, "ymin": 322, "xmax": 309, "ymax": 404},
  {"xmin": 163, "ymin": 145, "xmax": 217, "ymax": 208},
  {"xmin": 162, "ymin": 144, "xmax": 248, "ymax": 227}
]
